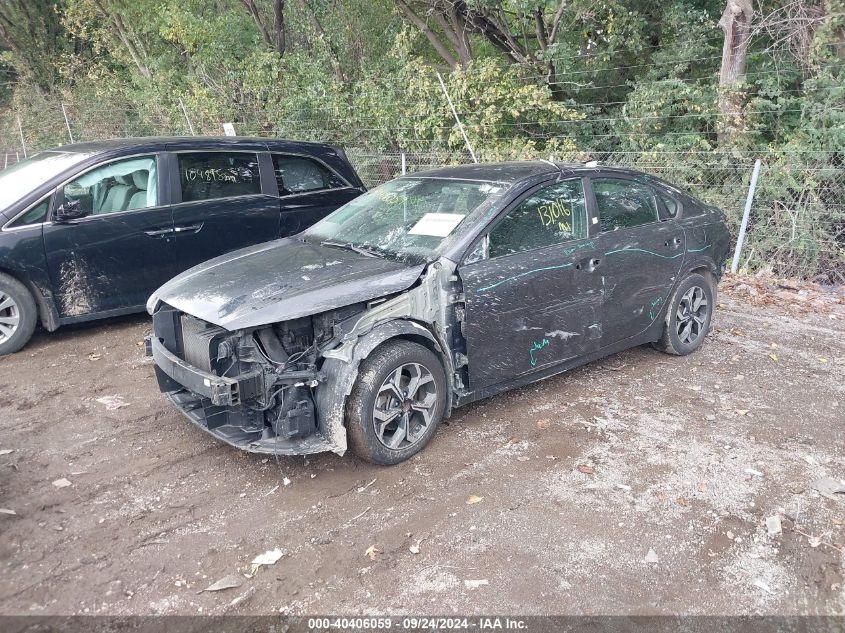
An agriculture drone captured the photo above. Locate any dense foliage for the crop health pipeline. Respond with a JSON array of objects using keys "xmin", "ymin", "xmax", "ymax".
[{"xmin": 0, "ymin": 0, "xmax": 843, "ymax": 278}]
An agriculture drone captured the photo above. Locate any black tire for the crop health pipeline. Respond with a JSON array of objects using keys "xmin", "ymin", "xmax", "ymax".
[
  {"xmin": 346, "ymin": 340, "xmax": 447, "ymax": 465},
  {"xmin": 653, "ymin": 272, "xmax": 715, "ymax": 356},
  {"xmin": 0, "ymin": 272, "xmax": 38, "ymax": 356}
]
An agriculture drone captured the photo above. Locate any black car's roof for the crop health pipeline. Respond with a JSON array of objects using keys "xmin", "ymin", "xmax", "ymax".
[
  {"xmin": 409, "ymin": 161, "xmax": 654, "ymax": 184},
  {"xmin": 47, "ymin": 136, "xmax": 339, "ymax": 154}
]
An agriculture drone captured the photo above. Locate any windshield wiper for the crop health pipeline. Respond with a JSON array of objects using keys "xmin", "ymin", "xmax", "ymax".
[{"xmin": 320, "ymin": 239, "xmax": 383, "ymax": 258}]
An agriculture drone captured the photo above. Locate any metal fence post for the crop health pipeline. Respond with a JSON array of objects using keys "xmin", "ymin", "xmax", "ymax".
[
  {"xmin": 731, "ymin": 158, "xmax": 762, "ymax": 274},
  {"xmin": 16, "ymin": 116, "xmax": 27, "ymax": 158},
  {"xmin": 435, "ymin": 72, "xmax": 477, "ymax": 163},
  {"xmin": 401, "ymin": 152, "xmax": 406, "ymax": 175},
  {"xmin": 61, "ymin": 103, "xmax": 74, "ymax": 144},
  {"xmin": 179, "ymin": 98, "xmax": 195, "ymax": 136}
]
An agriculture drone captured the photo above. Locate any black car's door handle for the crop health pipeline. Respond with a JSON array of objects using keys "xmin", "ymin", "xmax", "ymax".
[
  {"xmin": 144, "ymin": 227, "xmax": 175, "ymax": 237},
  {"xmin": 173, "ymin": 223, "xmax": 204, "ymax": 234}
]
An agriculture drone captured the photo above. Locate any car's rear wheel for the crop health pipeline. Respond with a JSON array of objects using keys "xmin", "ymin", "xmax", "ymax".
[
  {"xmin": 0, "ymin": 273, "xmax": 38, "ymax": 356},
  {"xmin": 654, "ymin": 272, "xmax": 715, "ymax": 356},
  {"xmin": 346, "ymin": 340, "xmax": 447, "ymax": 465}
]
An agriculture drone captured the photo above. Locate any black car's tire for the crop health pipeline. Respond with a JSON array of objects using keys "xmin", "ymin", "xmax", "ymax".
[
  {"xmin": 346, "ymin": 340, "xmax": 447, "ymax": 465},
  {"xmin": 653, "ymin": 272, "xmax": 715, "ymax": 356},
  {"xmin": 0, "ymin": 272, "xmax": 38, "ymax": 356}
]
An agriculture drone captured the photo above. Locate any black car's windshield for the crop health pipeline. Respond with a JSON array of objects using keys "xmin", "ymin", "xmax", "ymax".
[
  {"xmin": 303, "ymin": 177, "xmax": 507, "ymax": 261},
  {"xmin": 0, "ymin": 151, "xmax": 90, "ymax": 210}
]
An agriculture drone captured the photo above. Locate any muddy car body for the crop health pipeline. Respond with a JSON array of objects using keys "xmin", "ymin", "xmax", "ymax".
[
  {"xmin": 147, "ymin": 162, "xmax": 731, "ymax": 464},
  {"xmin": 0, "ymin": 137, "xmax": 363, "ymax": 355}
]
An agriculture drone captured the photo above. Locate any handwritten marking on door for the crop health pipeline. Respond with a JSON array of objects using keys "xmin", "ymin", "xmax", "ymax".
[{"xmin": 529, "ymin": 338, "xmax": 550, "ymax": 367}]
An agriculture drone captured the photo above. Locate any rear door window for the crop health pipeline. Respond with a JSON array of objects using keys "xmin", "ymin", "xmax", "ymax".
[
  {"xmin": 592, "ymin": 178, "xmax": 659, "ymax": 231},
  {"xmin": 178, "ymin": 152, "xmax": 261, "ymax": 202},
  {"xmin": 272, "ymin": 155, "xmax": 347, "ymax": 195}
]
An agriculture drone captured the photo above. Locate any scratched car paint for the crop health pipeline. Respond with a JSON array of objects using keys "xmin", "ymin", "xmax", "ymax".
[{"xmin": 147, "ymin": 161, "xmax": 731, "ymax": 465}]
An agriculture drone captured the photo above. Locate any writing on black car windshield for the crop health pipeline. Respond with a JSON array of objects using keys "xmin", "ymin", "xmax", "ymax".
[{"xmin": 304, "ymin": 178, "xmax": 505, "ymax": 259}]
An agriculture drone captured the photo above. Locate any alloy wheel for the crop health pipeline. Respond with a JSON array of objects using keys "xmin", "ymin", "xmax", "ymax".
[
  {"xmin": 0, "ymin": 291, "xmax": 20, "ymax": 344},
  {"xmin": 372, "ymin": 362, "xmax": 438, "ymax": 450},
  {"xmin": 676, "ymin": 285, "xmax": 708, "ymax": 346}
]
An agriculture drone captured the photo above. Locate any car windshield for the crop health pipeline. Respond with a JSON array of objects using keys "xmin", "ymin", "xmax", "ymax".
[
  {"xmin": 302, "ymin": 177, "xmax": 507, "ymax": 261},
  {"xmin": 0, "ymin": 151, "xmax": 89, "ymax": 210}
]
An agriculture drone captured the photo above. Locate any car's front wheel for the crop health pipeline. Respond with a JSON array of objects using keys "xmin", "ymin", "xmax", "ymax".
[
  {"xmin": 654, "ymin": 272, "xmax": 715, "ymax": 356},
  {"xmin": 346, "ymin": 340, "xmax": 447, "ymax": 465},
  {"xmin": 0, "ymin": 272, "xmax": 38, "ymax": 356}
]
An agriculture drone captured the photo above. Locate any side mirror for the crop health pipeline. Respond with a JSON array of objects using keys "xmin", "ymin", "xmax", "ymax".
[{"xmin": 55, "ymin": 199, "xmax": 90, "ymax": 222}]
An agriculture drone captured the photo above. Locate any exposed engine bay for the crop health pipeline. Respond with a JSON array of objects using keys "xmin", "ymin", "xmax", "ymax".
[{"xmin": 149, "ymin": 301, "xmax": 371, "ymax": 454}]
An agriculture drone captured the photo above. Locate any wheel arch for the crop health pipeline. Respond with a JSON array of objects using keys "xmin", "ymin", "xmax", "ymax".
[
  {"xmin": 0, "ymin": 265, "xmax": 60, "ymax": 331},
  {"xmin": 313, "ymin": 318, "xmax": 454, "ymax": 455}
]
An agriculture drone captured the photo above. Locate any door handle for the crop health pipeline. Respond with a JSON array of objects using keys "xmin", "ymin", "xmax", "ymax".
[
  {"xmin": 144, "ymin": 227, "xmax": 175, "ymax": 237},
  {"xmin": 173, "ymin": 223, "xmax": 204, "ymax": 234}
]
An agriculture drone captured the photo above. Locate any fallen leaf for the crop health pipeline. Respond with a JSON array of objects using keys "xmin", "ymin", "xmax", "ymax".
[
  {"xmin": 88, "ymin": 353, "xmax": 102, "ymax": 361},
  {"xmin": 697, "ymin": 482, "xmax": 706, "ymax": 492},
  {"xmin": 735, "ymin": 409, "xmax": 749, "ymax": 416},
  {"xmin": 655, "ymin": 491, "xmax": 666, "ymax": 502},
  {"xmin": 466, "ymin": 495, "xmax": 484, "ymax": 505},
  {"xmin": 577, "ymin": 465, "xmax": 595, "ymax": 475},
  {"xmin": 754, "ymin": 579, "xmax": 775, "ymax": 595},
  {"xmin": 52, "ymin": 478, "xmax": 72, "ymax": 488},
  {"xmin": 409, "ymin": 541, "xmax": 421, "ymax": 555},
  {"xmin": 0, "ymin": 508, "xmax": 16, "ymax": 515},
  {"xmin": 0, "ymin": 449, "xmax": 13, "ymax": 456},
  {"xmin": 818, "ymin": 357, "xmax": 828, "ymax": 363},
  {"xmin": 247, "ymin": 548, "xmax": 284, "ymax": 577},
  {"xmin": 95, "ymin": 395, "xmax": 128, "ymax": 410},
  {"xmin": 364, "ymin": 545, "xmax": 380, "ymax": 560},
  {"xmin": 536, "ymin": 419, "xmax": 550, "ymax": 430},
  {"xmin": 202, "ymin": 575, "xmax": 242, "ymax": 593},
  {"xmin": 516, "ymin": 456, "xmax": 530, "ymax": 462},
  {"xmin": 463, "ymin": 579, "xmax": 489, "ymax": 589},
  {"xmin": 769, "ymin": 353, "xmax": 778, "ymax": 362},
  {"xmin": 676, "ymin": 497, "xmax": 690, "ymax": 507},
  {"xmin": 769, "ymin": 342, "xmax": 778, "ymax": 349}
]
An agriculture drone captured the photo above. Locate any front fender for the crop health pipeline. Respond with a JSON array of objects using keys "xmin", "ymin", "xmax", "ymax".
[{"xmin": 314, "ymin": 320, "xmax": 443, "ymax": 455}]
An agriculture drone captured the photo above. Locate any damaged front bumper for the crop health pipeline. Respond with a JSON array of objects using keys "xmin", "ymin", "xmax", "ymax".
[
  {"xmin": 148, "ymin": 335, "xmax": 334, "ymax": 455},
  {"xmin": 144, "ymin": 297, "xmax": 351, "ymax": 455}
]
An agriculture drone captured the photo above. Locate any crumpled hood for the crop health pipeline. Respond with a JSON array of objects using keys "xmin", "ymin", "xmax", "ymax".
[{"xmin": 148, "ymin": 238, "xmax": 425, "ymax": 330}]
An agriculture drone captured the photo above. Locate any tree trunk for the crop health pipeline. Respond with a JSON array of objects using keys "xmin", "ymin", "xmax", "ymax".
[{"xmin": 717, "ymin": 0, "xmax": 754, "ymax": 145}]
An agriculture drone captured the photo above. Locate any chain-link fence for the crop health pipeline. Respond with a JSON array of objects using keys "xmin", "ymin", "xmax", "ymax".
[{"xmin": 1, "ymin": 104, "xmax": 843, "ymax": 282}]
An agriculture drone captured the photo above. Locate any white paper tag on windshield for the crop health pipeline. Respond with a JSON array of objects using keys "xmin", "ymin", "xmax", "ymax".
[{"xmin": 408, "ymin": 213, "xmax": 465, "ymax": 237}]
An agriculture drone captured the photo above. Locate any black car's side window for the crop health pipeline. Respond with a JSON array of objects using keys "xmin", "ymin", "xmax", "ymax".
[
  {"xmin": 6, "ymin": 198, "xmax": 50, "ymax": 228},
  {"xmin": 657, "ymin": 191, "xmax": 680, "ymax": 219},
  {"xmin": 63, "ymin": 156, "xmax": 158, "ymax": 216},
  {"xmin": 488, "ymin": 179, "xmax": 587, "ymax": 259},
  {"xmin": 273, "ymin": 155, "xmax": 347, "ymax": 195},
  {"xmin": 593, "ymin": 178, "xmax": 659, "ymax": 231},
  {"xmin": 178, "ymin": 152, "xmax": 261, "ymax": 202}
]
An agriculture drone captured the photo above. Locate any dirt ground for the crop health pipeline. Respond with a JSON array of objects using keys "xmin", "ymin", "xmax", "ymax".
[{"xmin": 1, "ymin": 277, "xmax": 843, "ymax": 616}]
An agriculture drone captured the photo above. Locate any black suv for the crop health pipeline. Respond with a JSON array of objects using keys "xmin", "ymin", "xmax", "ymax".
[{"xmin": 0, "ymin": 137, "xmax": 364, "ymax": 355}]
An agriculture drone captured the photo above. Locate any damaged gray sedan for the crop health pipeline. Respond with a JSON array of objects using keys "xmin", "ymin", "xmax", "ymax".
[{"xmin": 146, "ymin": 162, "xmax": 731, "ymax": 464}]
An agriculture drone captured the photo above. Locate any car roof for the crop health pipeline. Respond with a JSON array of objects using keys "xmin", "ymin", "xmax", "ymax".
[
  {"xmin": 47, "ymin": 136, "xmax": 340, "ymax": 154},
  {"xmin": 406, "ymin": 161, "xmax": 655, "ymax": 184}
]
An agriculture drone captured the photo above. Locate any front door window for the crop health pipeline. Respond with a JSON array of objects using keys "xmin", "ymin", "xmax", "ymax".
[{"xmin": 63, "ymin": 156, "xmax": 158, "ymax": 215}]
